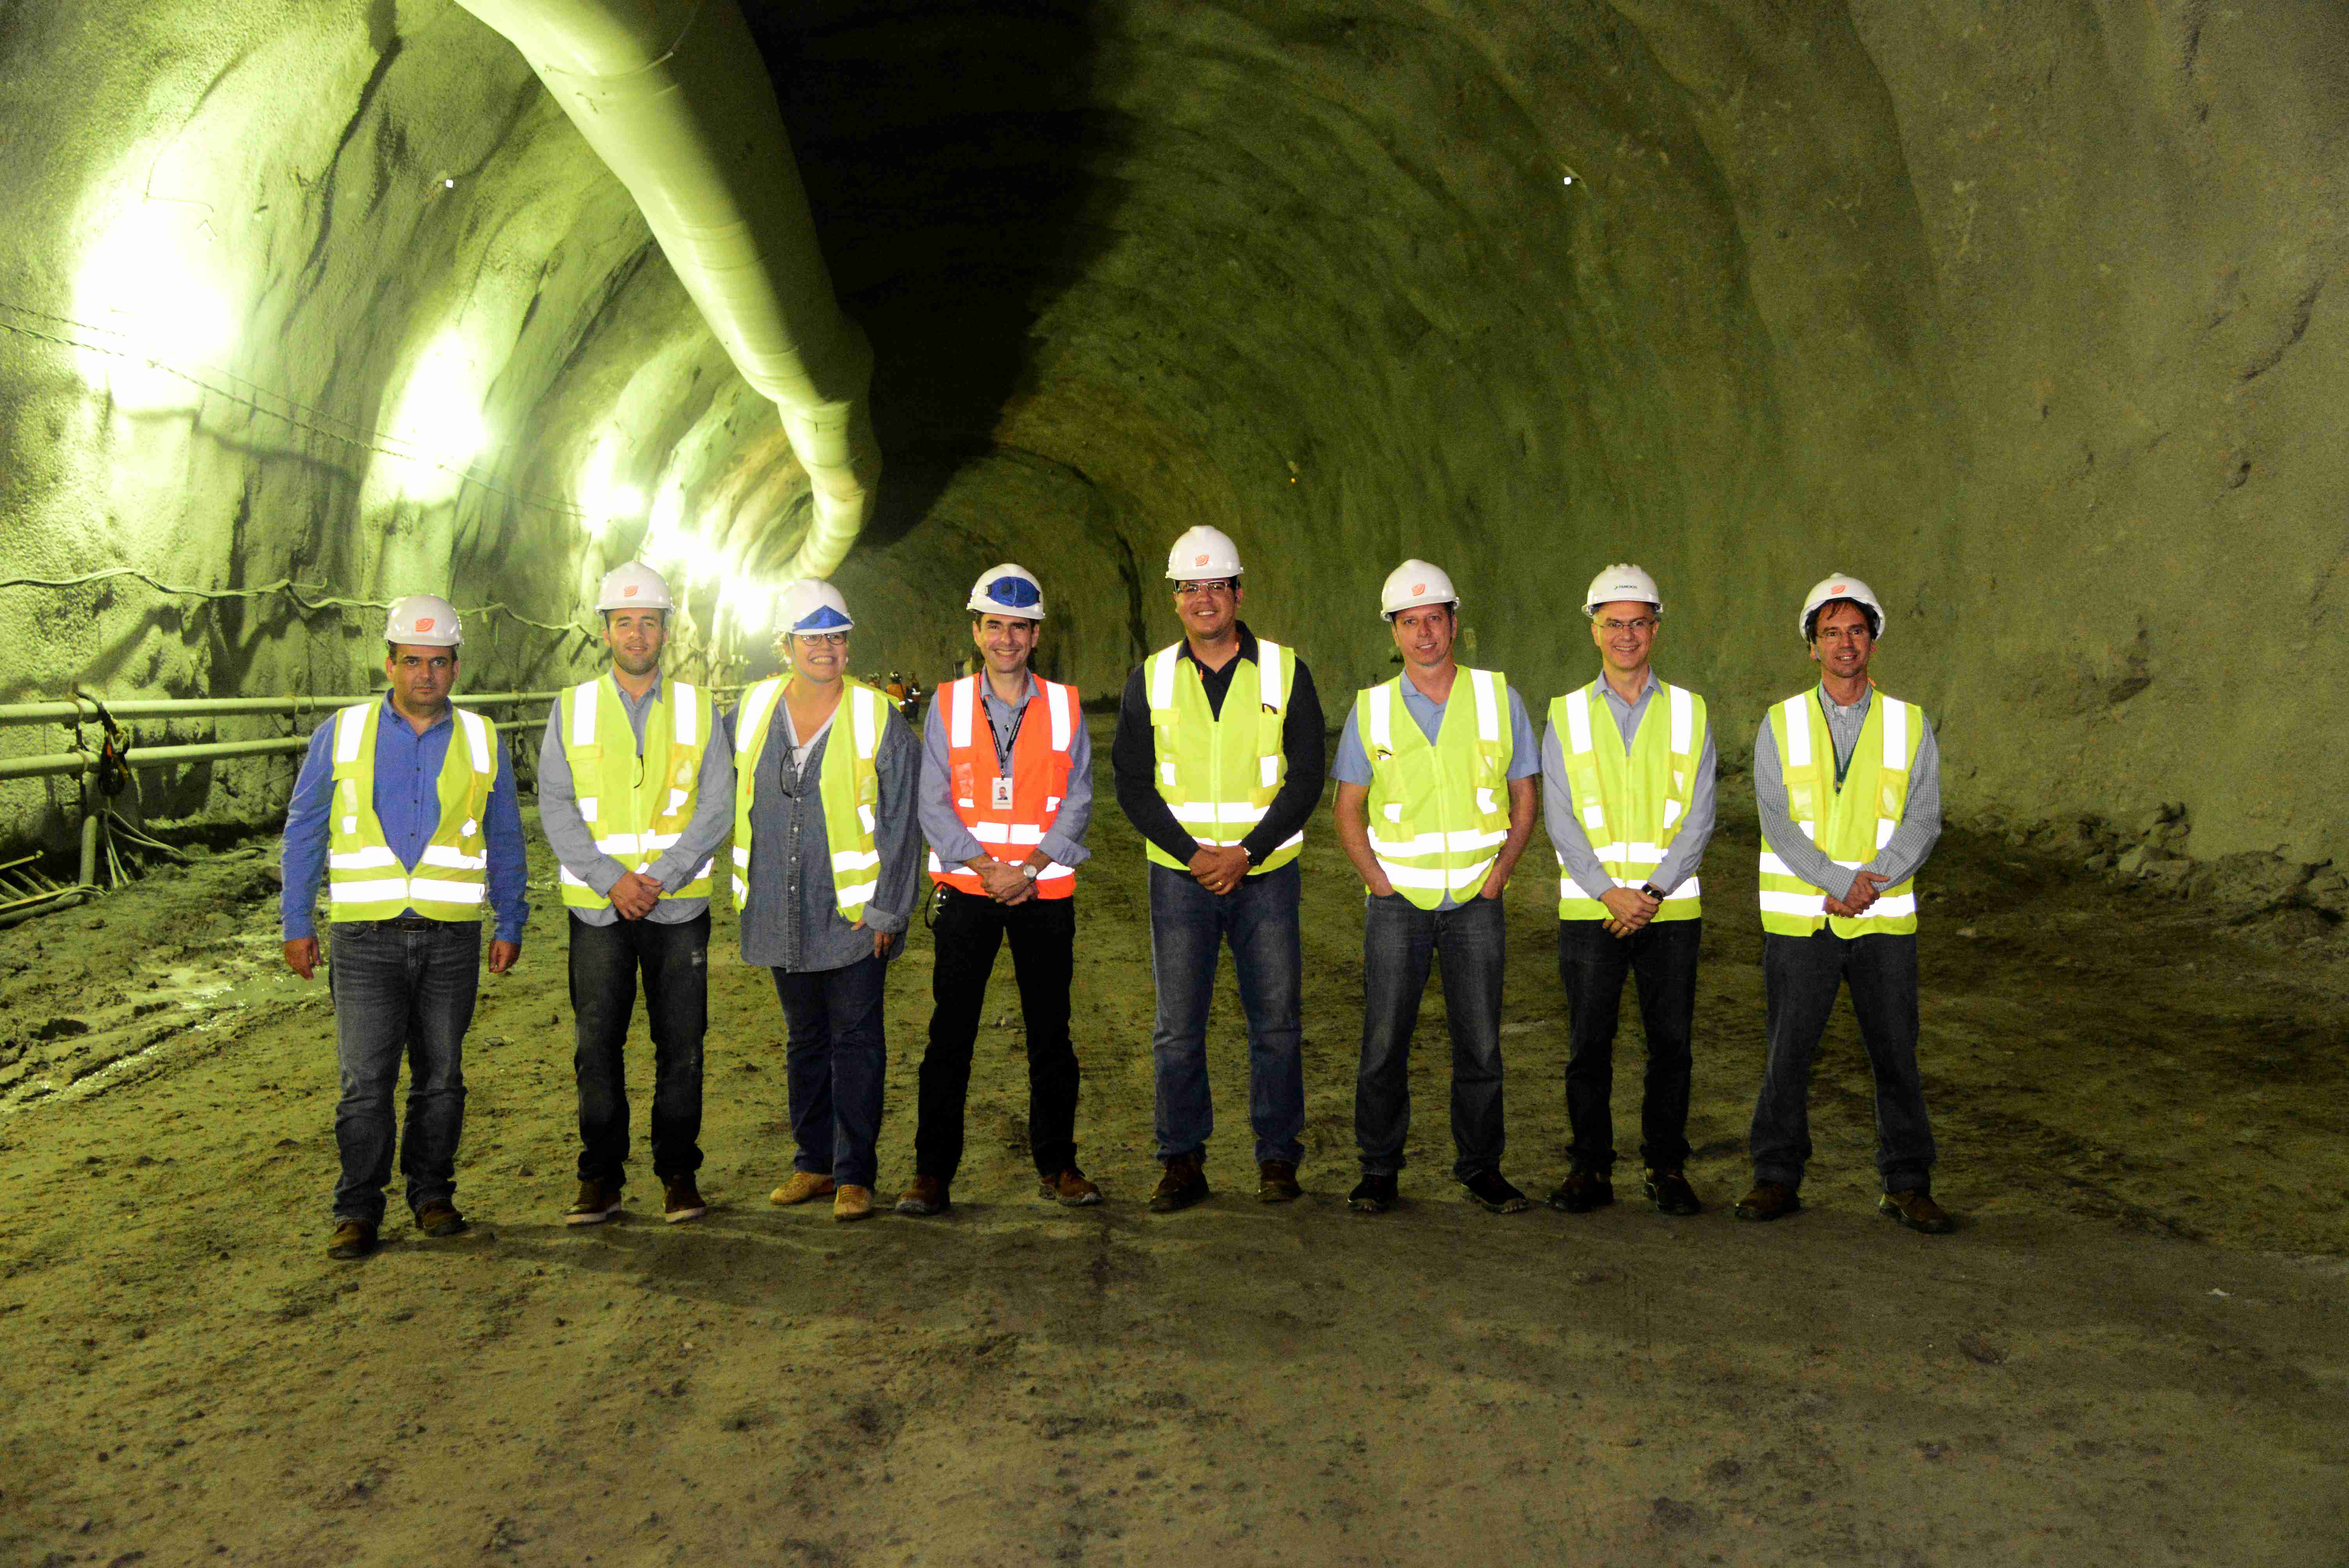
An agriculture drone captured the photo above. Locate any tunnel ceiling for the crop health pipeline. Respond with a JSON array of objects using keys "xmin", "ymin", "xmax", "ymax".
[{"xmin": 2, "ymin": 0, "xmax": 2346, "ymax": 867}]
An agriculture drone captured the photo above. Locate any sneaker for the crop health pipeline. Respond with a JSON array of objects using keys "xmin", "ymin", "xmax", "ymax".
[
  {"xmin": 1257, "ymin": 1161, "xmax": 1302, "ymax": 1203},
  {"xmin": 661, "ymin": 1174, "xmax": 708, "ymax": 1224},
  {"xmin": 326, "ymin": 1221, "xmax": 377, "ymax": 1261},
  {"xmin": 566, "ymin": 1178, "xmax": 624, "ymax": 1226},
  {"xmin": 1463, "ymin": 1171, "xmax": 1531, "ymax": 1214},
  {"xmin": 414, "ymin": 1200, "xmax": 468, "ymax": 1237},
  {"xmin": 1148, "ymin": 1152, "xmax": 1209, "ymax": 1214},
  {"xmin": 1546, "ymin": 1171, "xmax": 1615, "ymax": 1214},
  {"xmin": 1039, "ymin": 1168, "xmax": 1104, "ymax": 1207},
  {"xmin": 896, "ymin": 1175, "xmax": 952, "ymax": 1216},
  {"xmin": 1879, "ymin": 1189, "xmax": 1954, "ymax": 1235},
  {"xmin": 1347, "ymin": 1173, "xmax": 1398, "ymax": 1214},
  {"xmin": 770, "ymin": 1171, "xmax": 837, "ymax": 1207},
  {"xmin": 1733, "ymin": 1180, "xmax": 1801, "ymax": 1222},
  {"xmin": 833, "ymin": 1184, "xmax": 875, "ymax": 1222},
  {"xmin": 1643, "ymin": 1169, "xmax": 1702, "ymax": 1217}
]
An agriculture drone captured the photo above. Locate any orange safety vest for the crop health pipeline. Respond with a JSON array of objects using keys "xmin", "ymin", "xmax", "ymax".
[{"xmin": 927, "ymin": 674, "xmax": 1080, "ymax": 899}]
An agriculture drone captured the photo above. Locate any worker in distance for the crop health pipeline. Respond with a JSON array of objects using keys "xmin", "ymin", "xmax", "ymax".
[{"xmin": 278, "ymin": 595, "xmax": 528, "ymax": 1262}]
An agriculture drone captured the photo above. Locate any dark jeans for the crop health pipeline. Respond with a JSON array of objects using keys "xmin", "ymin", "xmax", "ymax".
[
  {"xmin": 1356, "ymin": 893, "xmax": 1508, "ymax": 1181},
  {"xmin": 1557, "ymin": 917, "xmax": 1700, "ymax": 1174},
  {"xmin": 915, "ymin": 888, "xmax": 1079, "ymax": 1181},
  {"xmin": 326, "ymin": 918, "xmax": 479, "ymax": 1225},
  {"xmin": 569, "ymin": 910, "xmax": 709, "ymax": 1187},
  {"xmin": 1750, "ymin": 930, "xmax": 1936, "ymax": 1193},
  {"xmin": 772, "ymin": 955, "xmax": 889, "ymax": 1188},
  {"xmin": 1148, "ymin": 860, "xmax": 1305, "ymax": 1166}
]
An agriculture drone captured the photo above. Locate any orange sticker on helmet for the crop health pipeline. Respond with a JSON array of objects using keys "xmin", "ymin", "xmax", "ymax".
[{"xmin": 416, "ymin": 617, "xmax": 435, "ymax": 632}]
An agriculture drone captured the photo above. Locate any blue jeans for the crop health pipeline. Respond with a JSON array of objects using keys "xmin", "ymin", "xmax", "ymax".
[
  {"xmin": 1148, "ymin": 861, "xmax": 1305, "ymax": 1167},
  {"xmin": 1557, "ymin": 917, "xmax": 1700, "ymax": 1174},
  {"xmin": 1750, "ymin": 931, "xmax": 1936, "ymax": 1194},
  {"xmin": 1356, "ymin": 892, "xmax": 1508, "ymax": 1181},
  {"xmin": 570, "ymin": 910, "xmax": 708, "ymax": 1187},
  {"xmin": 772, "ymin": 955, "xmax": 888, "ymax": 1187},
  {"xmin": 326, "ymin": 918, "xmax": 480, "ymax": 1225}
]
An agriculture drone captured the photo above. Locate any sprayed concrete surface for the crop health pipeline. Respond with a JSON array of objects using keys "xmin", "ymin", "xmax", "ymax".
[{"xmin": 1, "ymin": 722, "xmax": 2344, "ymax": 1564}]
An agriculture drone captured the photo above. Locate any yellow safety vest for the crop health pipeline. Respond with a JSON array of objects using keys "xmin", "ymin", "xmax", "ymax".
[
  {"xmin": 1549, "ymin": 678, "xmax": 1706, "ymax": 922},
  {"xmin": 1356, "ymin": 668, "xmax": 1514, "ymax": 911},
  {"xmin": 1758, "ymin": 688, "xmax": 1923, "ymax": 937},
  {"xmin": 556, "ymin": 675, "xmax": 716, "ymax": 909},
  {"xmin": 1143, "ymin": 638, "xmax": 1301, "ymax": 874},
  {"xmin": 732, "ymin": 676, "xmax": 888, "ymax": 922},
  {"xmin": 325, "ymin": 700, "xmax": 495, "ymax": 923}
]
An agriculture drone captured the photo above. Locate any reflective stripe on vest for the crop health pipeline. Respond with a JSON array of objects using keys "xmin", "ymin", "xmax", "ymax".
[
  {"xmin": 927, "ymin": 674, "xmax": 1080, "ymax": 898},
  {"xmin": 1550, "ymin": 679, "xmax": 1706, "ymax": 921},
  {"xmin": 1358, "ymin": 668, "xmax": 1513, "ymax": 911},
  {"xmin": 556, "ymin": 676, "xmax": 716, "ymax": 908},
  {"xmin": 325, "ymin": 700, "xmax": 495, "ymax": 922},
  {"xmin": 730, "ymin": 676, "xmax": 888, "ymax": 921},
  {"xmin": 1758, "ymin": 689, "xmax": 1921, "ymax": 937},
  {"xmin": 1143, "ymin": 638, "xmax": 1301, "ymax": 874}
]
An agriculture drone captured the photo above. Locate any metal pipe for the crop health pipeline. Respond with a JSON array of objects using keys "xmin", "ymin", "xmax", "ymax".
[
  {"xmin": 0, "ymin": 714, "xmax": 556, "ymax": 782},
  {"xmin": 0, "ymin": 690, "xmax": 567, "ymax": 727}
]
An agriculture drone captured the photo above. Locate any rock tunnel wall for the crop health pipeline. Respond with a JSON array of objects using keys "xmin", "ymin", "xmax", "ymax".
[{"xmin": 1, "ymin": 0, "xmax": 2343, "ymax": 873}]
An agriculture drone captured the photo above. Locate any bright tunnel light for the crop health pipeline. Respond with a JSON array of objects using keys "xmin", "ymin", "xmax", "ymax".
[
  {"xmin": 384, "ymin": 333, "xmax": 489, "ymax": 503},
  {"xmin": 578, "ymin": 431, "xmax": 648, "ymax": 536},
  {"xmin": 73, "ymin": 198, "xmax": 237, "ymax": 412}
]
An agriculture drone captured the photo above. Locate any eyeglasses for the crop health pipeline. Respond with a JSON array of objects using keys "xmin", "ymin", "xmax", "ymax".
[
  {"xmin": 1173, "ymin": 580, "xmax": 1236, "ymax": 599},
  {"xmin": 794, "ymin": 631, "xmax": 848, "ymax": 647},
  {"xmin": 1814, "ymin": 624, "xmax": 1873, "ymax": 644},
  {"xmin": 1594, "ymin": 617, "xmax": 1658, "ymax": 635}
]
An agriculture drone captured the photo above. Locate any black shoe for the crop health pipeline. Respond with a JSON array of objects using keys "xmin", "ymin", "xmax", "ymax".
[
  {"xmin": 1643, "ymin": 1169, "xmax": 1701, "ymax": 1216},
  {"xmin": 1347, "ymin": 1173, "xmax": 1398, "ymax": 1214},
  {"xmin": 1546, "ymin": 1171, "xmax": 1615, "ymax": 1214},
  {"xmin": 1148, "ymin": 1153, "xmax": 1209, "ymax": 1214},
  {"xmin": 1257, "ymin": 1160, "xmax": 1302, "ymax": 1203},
  {"xmin": 1463, "ymin": 1171, "xmax": 1531, "ymax": 1214}
]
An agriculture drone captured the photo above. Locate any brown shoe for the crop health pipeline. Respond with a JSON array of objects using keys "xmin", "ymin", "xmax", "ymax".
[
  {"xmin": 1149, "ymin": 1152, "xmax": 1209, "ymax": 1214},
  {"xmin": 770, "ymin": 1171, "xmax": 837, "ymax": 1207},
  {"xmin": 1880, "ymin": 1189, "xmax": 1954, "ymax": 1235},
  {"xmin": 1257, "ymin": 1160, "xmax": 1301, "ymax": 1203},
  {"xmin": 1039, "ymin": 1168, "xmax": 1103, "ymax": 1207},
  {"xmin": 896, "ymin": 1175, "xmax": 952, "ymax": 1216},
  {"xmin": 567, "ymin": 1178, "xmax": 623, "ymax": 1225},
  {"xmin": 661, "ymin": 1174, "xmax": 708, "ymax": 1224},
  {"xmin": 833, "ymin": 1184, "xmax": 875, "ymax": 1222},
  {"xmin": 326, "ymin": 1221, "xmax": 377, "ymax": 1261},
  {"xmin": 1734, "ymin": 1180, "xmax": 1801, "ymax": 1222},
  {"xmin": 414, "ymin": 1200, "xmax": 468, "ymax": 1238},
  {"xmin": 1545, "ymin": 1171, "xmax": 1614, "ymax": 1213}
]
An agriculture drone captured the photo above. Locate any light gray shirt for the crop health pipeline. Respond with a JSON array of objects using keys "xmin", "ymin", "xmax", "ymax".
[
  {"xmin": 1752, "ymin": 684, "xmax": 1943, "ymax": 894},
  {"xmin": 917, "ymin": 674, "xmax": 1094, "ymax": 870},
  {"xmin": 1332, "ymin": 671, "xmax": 1541, "ymax": 912},
  {"xmin": 537, "ymin": 672, "xmax": 736, "ymax": 927},
  {"xmin": 1540, "ymin": 670, "xmax": 1719, "ymax": 902},
  {"xmin": 727, "ymin": 689, "xmax": 922, "ymax": 973}
]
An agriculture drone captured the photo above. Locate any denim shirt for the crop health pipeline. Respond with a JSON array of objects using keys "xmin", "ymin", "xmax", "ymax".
[{"xmin": 726, "ymin": 691, "xmax": 922, "ymax": 973}]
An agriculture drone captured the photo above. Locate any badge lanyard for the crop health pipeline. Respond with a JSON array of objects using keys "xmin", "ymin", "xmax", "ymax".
[
  {"xmin": 989, "ymin": 695, "xmax": 1029, "ymax": 809},
  {"xmin": 1814, "ymin": 688, "xmax": 1857, "ymax": 791}
]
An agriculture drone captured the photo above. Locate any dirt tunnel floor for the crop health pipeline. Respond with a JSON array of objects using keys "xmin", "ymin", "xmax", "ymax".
[{"xmin": 2, "ymin": 719, "xmax": 2345, "ymax": 1564}]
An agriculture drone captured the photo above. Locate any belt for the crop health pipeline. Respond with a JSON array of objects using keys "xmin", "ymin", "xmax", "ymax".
[{"xmin": 376, "ymin": 914, "xmax": 449, "ymax": 931}]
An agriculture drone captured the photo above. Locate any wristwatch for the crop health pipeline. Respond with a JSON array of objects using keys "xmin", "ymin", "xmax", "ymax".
[
  {"xmin": 1240, "ymin": 844, "xmax": 1259, "ymax": 868},
  {"xmin": 1021, "ymin": 863, "xmax": 1041, "ymax": 881},
  {"xmin": 1638, "ymin": 882, "xmax": 1665, "ymax": 900}
]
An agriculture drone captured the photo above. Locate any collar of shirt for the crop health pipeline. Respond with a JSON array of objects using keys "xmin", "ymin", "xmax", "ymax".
[
  {"xmin": 1176, "ymin": 621, "xmax": 1259, "ymax": 672},
  {"xmin": 379, "ymin": 692, "xmax": 453, "ymax": 736},
  {"xmin": 977, "ymin": 671, "xmax": 1038, "ymax": 717},
  {"xmin": 611, "ymin": 669, "xmax": 663, "ymax": 709},
  {"xmin": 1590, "ymin": 668, "xmax": 1661, "ymax": 714},
  {"xmin": 1818, "ymin": 682, "xmax": 1873, "ymax": 721}
]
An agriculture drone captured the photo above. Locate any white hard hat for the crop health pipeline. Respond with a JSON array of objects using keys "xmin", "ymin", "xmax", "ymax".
[
  {"xmin": 778, "ymin": 578, "xmax": 854, "ymax": 635},
  {"xmin": 1165, "ymin": 525, "xmax": 1244, "ymax": 581},
  {"xmin": 384, "ymin": 593, "xmax": 462, "ymax": 647},
  {"xmin": 597, "ymin": 561, "xmax": 675, "ymax": 612},
  {"xmin": 1583, "ymin": 563, "xmax": 1663, "ymax": 618},
  {"xmin": 1800, "ymin": 573, "xmax": 1886, "ymax": 641},
  {"xmin": 968, "ymin": 563, "xmax": 1046, "ymax": 620},
  {"xmin": 1379, "ymin": 559, "xmax": 1459, "ymax": 620}
]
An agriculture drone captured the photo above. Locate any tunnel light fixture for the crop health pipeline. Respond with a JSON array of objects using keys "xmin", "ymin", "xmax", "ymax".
[
  {"xmin": 578, "ymin": 432, "xmax": 648, "ymax": 535},
  {"xmin": 384, "ymin": 334, "xmax": 489, "ymax": 503},
  {"xmin": 72, "ymin": 196, "xmax": 237, "ymax": 412},
  {"xmin": 720, "ymin": 577, "xmax": 771, "ymax": 637}
]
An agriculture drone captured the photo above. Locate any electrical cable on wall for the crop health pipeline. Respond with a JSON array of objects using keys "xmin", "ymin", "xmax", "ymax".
[{"xmin": 0, "ymin": 565, "xmax": 583, "ymax": 640}]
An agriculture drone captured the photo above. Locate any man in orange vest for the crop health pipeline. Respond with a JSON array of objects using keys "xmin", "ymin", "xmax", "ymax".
[{"xmin": 898, "ymin": 565, "xmax": 1096, "ymax": 1215}]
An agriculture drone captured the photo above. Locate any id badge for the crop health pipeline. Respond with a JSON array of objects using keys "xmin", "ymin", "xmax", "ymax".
[{"xmin": 990, "ymin": 776, "xmax": 1015, "ymax": 811}]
